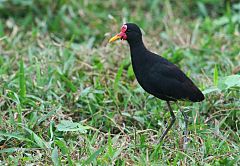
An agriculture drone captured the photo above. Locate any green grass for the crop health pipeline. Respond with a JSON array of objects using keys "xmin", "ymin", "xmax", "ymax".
[{"xmin": 0, "ymin": 0, "xmax": 240, "ymax": 165}]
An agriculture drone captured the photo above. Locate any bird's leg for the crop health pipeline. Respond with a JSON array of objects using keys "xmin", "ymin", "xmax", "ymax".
[
  {"xmin": 176, "ymin": 102, "xmax": 188, "ymax": 150},
  {"xmin": 158, "ymin": 101, "xmax": 176, "ymax": 143},
  {"xmin": 181, "ymin": 110, "xmax": 188, "ymax": 150}
]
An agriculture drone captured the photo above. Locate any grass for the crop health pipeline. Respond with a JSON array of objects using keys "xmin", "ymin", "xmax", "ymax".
[{"xmin": 0, "ymin": 0, "xmax": 240, "ymax": 165}]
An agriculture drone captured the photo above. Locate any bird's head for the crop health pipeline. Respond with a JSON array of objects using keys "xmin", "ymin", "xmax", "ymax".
[{"xmin": 109, "ymin": 23, "xmax": 142, "ymax": 44}]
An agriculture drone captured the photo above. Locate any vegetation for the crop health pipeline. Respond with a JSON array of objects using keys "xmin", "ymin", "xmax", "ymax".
[{"xmin": 0, "ymin": 0, "xmax": 239, "ymax": 165}]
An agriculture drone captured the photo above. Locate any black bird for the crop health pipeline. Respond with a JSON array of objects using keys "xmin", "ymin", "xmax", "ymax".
[{"xmin": 109, "ymin": 23, "xmax": 204, "ymax": 146}]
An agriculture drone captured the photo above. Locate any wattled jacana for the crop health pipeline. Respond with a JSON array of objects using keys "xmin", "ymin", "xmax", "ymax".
[{"xmin": 109, "ymin": 23, "xmax": 204, "ymax": 146}]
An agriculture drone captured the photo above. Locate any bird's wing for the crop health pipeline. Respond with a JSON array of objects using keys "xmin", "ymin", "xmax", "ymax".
[{"xmin": 147, "ymin": 61, "xmax": 203, "ymax": 101}]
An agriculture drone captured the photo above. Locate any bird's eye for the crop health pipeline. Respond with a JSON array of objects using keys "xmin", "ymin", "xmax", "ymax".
[{"xmin": 121, "ymin": 25, "xmax": 127, "ymax": 33}]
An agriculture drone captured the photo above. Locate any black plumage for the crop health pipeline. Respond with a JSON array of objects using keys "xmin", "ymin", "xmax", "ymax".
[{"xmin": 109, "ymin": 23, "xmax": 204, "ymax": 146}]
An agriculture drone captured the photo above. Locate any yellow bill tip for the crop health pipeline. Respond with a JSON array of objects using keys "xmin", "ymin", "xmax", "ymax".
[{"xmin": 109, "ymin": 35, "xmax": 121, "ymax": 43}]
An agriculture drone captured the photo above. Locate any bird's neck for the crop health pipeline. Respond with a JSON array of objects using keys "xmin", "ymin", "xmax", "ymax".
[
  {"xmin": 128, "ymin": 38, "xmax": 145, "ymax": 50},
  {"xmin": 128, "ymin": 39, "xmax": 149, "ymax": 78},
  {"xmin": 128, "ymin": 39, "xmax": 147, "ymax": 59}
]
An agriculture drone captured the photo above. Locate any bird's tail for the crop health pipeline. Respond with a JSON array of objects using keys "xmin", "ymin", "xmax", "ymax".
[{"xmin": 189, "ymin": 88, "xmax": 205, "ymax": 102}]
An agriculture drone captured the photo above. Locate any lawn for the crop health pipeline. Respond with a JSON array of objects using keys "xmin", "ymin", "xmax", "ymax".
[{"xmin": 0, "ymin": 0, "xmax": 240, "ymax": 165}]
